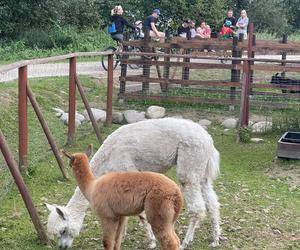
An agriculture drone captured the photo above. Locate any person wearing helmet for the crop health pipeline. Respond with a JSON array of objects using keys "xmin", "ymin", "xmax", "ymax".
[
  {"xmin": 144, "ymin": 9, "xmax": 165, "ymax": 42},
  {"xmin": 223, "ymin": 9, "xmax": 236, "ymax": 28},
  {"xmin": 134, "ymin": 20, "xmax": 144, "ymax": 39}
]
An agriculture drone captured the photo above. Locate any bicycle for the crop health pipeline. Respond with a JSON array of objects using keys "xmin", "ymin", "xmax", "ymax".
[{"xmin": 101, "ymin": 30, "xmax": 143, "ymax": 71}]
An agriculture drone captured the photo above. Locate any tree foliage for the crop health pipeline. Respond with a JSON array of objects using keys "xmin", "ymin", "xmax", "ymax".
[{"xmin": 0, "ymin": 0, "xmax": 298, "ymax": 43}]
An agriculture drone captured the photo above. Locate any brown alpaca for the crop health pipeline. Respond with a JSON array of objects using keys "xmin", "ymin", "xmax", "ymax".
[{"xmin": 63, "ymin": 146, "xmax": 183, "ymax": 250}]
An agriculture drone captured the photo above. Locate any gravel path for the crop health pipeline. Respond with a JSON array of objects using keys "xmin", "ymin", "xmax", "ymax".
[{"xmin": 1, "ymin": 55, "xmax": 300, "ymax": 83}]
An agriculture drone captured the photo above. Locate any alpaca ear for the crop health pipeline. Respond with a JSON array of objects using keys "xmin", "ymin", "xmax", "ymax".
[
  {"xmin": 45, "ymin": 203, "xmax": 55, "ymax": 212},
  {"xmin": 56, "ymin": 207, "xmax": 66, "ymax": 220},
  {"xmin": 85, "ymin": 144, "xmax": 93, "ymax": 158},
  {"xmin": 61, "ymin": 150, "xmax": 74, "ymax": 160}
]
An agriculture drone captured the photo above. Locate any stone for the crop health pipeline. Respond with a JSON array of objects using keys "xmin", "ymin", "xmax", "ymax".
[
  {"xmin": 112, "ymin": 112, "xmax": 124, "ymax": 124},
  {"xmin": 124, "ymin": 110, "xmax": 146, "ymax": 123},
  {"xmin": 83, "ymin": 108, "xmax": 106, "ymax": 122},
  {"xmin": 250, "ymin": 138, "xmax": 264, "ymax": 143},
  {"xmin": 52, "ymin": 108, "xmax": 65, "ymax": 118},
  {"xmin": 198, "ymin": 119, "xmax": 212, "ymax": 127},
  {"xmin": 145, "ymin": 106, "xmax": 166, "ymax": 119},
  {"xmin": 76, "ymin": 112, "xmax": 85, "ymax": 123},
  {"xmin": 252, "ymin": 121, "xmax": 272, "ymax": 133},
  {"xmin": 222, "ymin": 118, "xmax": 238, "ymax": 129}
]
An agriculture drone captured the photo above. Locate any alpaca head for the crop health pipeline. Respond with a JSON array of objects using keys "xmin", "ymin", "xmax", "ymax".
[
  {"xmin": 45, "ymin": 203, "xmax": 77, "ymax": 249},
  {"xmin": 62, "ymin": 144, "xmax": 93, "ymax": 172}
]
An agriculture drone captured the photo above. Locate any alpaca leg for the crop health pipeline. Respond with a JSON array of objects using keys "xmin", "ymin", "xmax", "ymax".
[
  {"xmin": 114, "ymin": 217, "xmax": 127, "ymax": 250},
  {"xmin": 151, "ymin": 223, "xmax": 180, "ymax": 250},
  {"xmin": 101, "ymin": 217, "xmax": 120, "ymax": 250},
  {"xmin": 138, "ymin": 212, "xmax": 157, "ymax": 249},
  {"xmin": 179, "ymin": 183, "xmax": 206, "ymax": 250},
  {"xmin": 202, "ymin": 182, "xmax": 221, "ymax": 247},
  {"xmin": 145, "ymin": 199, "xmax": 181, "ymax": 250}
]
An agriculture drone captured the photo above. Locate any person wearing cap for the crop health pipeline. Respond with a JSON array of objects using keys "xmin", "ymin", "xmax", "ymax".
[{"xmin": 144, "ymin": 9, "xmax": 165, "ymax": 42}]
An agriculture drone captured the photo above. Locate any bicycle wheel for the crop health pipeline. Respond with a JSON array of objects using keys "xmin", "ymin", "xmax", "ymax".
[
  {"xmin": 101, "ymin": 47, "xmax": 119, "ymax": 71},
  {"xmin": 128, "ymin": 47, "xmax": 143, "ymax": 69}
]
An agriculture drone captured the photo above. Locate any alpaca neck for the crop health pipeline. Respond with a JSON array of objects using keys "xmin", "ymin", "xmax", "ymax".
[{"xmin": 73, "ymin": 163, "xmax": 96, "ymax": 201}]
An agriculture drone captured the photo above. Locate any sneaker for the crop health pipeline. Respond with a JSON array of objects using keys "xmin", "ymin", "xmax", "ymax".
[{"xmin": 210, "ymin": 49, "xmax": 216, "ymax": 52}]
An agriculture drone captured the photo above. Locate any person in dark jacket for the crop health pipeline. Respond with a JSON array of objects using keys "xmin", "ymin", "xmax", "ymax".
[
  {"xmin": 110, "ymin": 5, "xmax": 135, "ymax": 42},
  {"xmin": 223, "ymin": 9, "xmax": 236, "ymax": 28}
]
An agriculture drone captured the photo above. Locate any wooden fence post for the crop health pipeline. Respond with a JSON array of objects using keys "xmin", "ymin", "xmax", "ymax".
[
  {"xmin": 106, "ymin": 54, "xmax": 114, "ymax": 127},
  {"xmin": 247, "ymin": 23, "xmax": 255, "ymax": 94},
  {"xmin": 18, "ymin": 66, "xmax": 28, "ymax": 173},
  {"xmin": 119, "ymin": 32, "xmax": 129, "ymax": 99},
  {"xmin": 281, "ymin": 34, "xmax": 288, "ymax": 78},
  {"xmin": 230, "ymin": 36, "xmax": 240, "ymax": 111},
  {"xmin": 68, "ymin": 57, "xmax": 76, "ymax": 145},
  {"xmin": 239, "ymin": 60, "xmax": 251, "ymax": 127},
  {"xmin": 142, "ymin": 30, "xmax": 151, "ymax": 92},
  {"xmin": 181, "ymin": 30, "xmax": 191, "ymax": 83},
  {"xmin": 26, "ymin": 84, "xmax": 68, "ymax": 179},
  {"xmin": 0, "ymin": 129, "xmax": 49, "ymax": 245}
]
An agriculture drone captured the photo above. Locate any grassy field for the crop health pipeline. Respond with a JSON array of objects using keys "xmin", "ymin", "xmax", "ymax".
[{"xmin": 0, "ymin": 76, "xmax": 300, "ymax": 249}]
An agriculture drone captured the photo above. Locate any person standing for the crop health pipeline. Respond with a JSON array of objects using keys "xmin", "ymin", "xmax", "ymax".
[
  {"xmin": 110, "ymin": 5, "xmax": 135, "ymax": 42},
  {"xmin": 223, "ymin": 9, "xmax": 236, "ymax": 27},
  {"xmin": 236, "ymin": 9, "xmax": 249, "ymax": 40},
  {"xmin": 144, "ymin": 9, "xmax": 165, "ymax": 42}
]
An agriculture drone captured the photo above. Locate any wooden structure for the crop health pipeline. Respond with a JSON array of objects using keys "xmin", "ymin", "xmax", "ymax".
[
  {"xmin": 0, "ymin": 52, "xmax": 114, "ymax": 244},
  {"xmin": 277, "ymin": 132, "xmax": 300, "ymax": 159},
  {"xmin": 118, "ymin": 24, "xmax": 300, "ymax": 129}
]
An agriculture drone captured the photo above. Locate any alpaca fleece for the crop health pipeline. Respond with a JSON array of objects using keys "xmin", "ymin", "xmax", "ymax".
[{"xmin": 71, "ymin": 152, "xmax": 183, "ymax": 250}]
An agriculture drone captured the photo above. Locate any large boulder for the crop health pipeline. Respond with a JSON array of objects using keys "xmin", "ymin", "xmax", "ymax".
[
  {"xmin": 252, "ymin": 121, "xmax": 272, "ymax": 133},
  {"xmin": 146, "ymin": 106, "xmax": 166, "ymax": 119},
  {"xmin": 124, "ymin": 110, "xmax": 146, "ymax": 123},
  {"xmin": 83, "ymin": 108, "xmax": 106, "ymax": 122},
  {"xmin": 222, "ymin": 118, "xmax": 238, "ymax": 129}
]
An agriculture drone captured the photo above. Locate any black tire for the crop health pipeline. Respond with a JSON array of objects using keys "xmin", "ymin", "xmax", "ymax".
[
  {"xmin": 101, "ymin": 47, "xmax": 119, "ymax": 71},
  {"xmin": 128, "ymin": 47, "xmax": 143, "ymax": 69}
]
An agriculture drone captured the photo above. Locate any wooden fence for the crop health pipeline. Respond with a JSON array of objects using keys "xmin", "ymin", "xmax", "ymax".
[
  {"xmin": 0, "ymin": 51, "xmax": 114, "ymax": 244},
  {"xmin": 118, "ymin": 23, "xmax": 300, "ymax": 127}
]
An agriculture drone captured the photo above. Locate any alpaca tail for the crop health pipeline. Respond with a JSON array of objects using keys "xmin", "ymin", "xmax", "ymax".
[{"xmin": 206, "ymin": 147, "xmax": 220, "ymax": 181}]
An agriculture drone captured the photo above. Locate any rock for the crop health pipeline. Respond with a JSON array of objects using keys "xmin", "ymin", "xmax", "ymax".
[
  {"xmin": 171, "ymin": 115, "xmax": 183, "ymax": 119},
  {"xmin": 199, "ymin": 119, "xmax": 212, "ymax": 127},
  {"xmin": 52, "ymin": 108, "xmax": 65, "ymax": 118},
  {"xmin": 124, "ymin": 110, "xmax": 146, "ymax": 123},
  {"xmin": 202, "ymin": 125, "xmax": 208, "ymax": 130},
  {"xmin": 83, "ymin": 108, "xmax": 106, "ymax": 122},
  {"xmin": 222, "ymin": 118, "xmax": 237, "ymax": 129},
  {"xmin": 252, "ymin": 121, "xmax": 272, "ymax": 133},
  {"xmin": 76, "ymin": 112, "xmax": 85, "ymax": 123},
  {"xmin": 250, "ymin": 138, "xmax": 264, "ymax": 143},
  {"xmin": 112, "ymin": 112, "xmax": 124, "ymax": 124},
  {"xmin": 145, "ymin": 106, "xmax": 166, "ymax": 119},
  {"xmin": 64, "ymin": 118, "xmax": 81, "ymax": 127},
  {"xmin": 60, "ymin": 112, "xmax": 68, "ymax": 122}
]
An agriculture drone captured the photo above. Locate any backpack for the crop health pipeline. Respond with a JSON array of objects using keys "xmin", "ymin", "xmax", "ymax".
[{"xmin": 108, "ymin": 22, "xmax": 117, "ymax": 34}]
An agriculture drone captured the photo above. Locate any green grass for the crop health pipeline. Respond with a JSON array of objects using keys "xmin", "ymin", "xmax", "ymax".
[{"xmin": 1, "ymin": 76, "xmax": 300, "ymax": 249}]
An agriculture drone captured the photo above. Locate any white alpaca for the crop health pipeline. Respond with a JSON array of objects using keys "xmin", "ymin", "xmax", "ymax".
[
  {"xmin": 46, "ymin": 118, "xmax": 221, "ymax": 249},
  {"xmin": 62, "ymin": 146, "xmax": 183, "ymax": 250}
]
